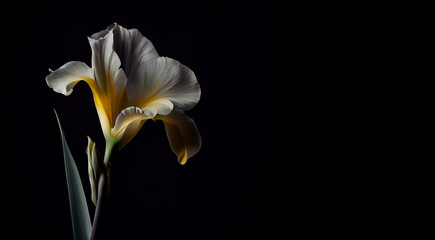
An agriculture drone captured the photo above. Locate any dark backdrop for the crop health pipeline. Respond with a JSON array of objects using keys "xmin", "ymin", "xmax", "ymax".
[{"xmin": 1, "ymin": 2, "xmax": 312, "ymax": 239}]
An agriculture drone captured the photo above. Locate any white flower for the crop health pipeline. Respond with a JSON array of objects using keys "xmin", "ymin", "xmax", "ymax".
[{"xmin": 47, "ymin": 23, "xmax": 201, "ymax": 164}]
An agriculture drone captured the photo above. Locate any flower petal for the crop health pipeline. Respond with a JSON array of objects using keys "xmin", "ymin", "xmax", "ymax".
[
  {"xmin": 111, "ymin": 99, "xmax": 173, "ymax": 150},
  {"xmin": 142, "ymin": 98, "xmax": 174, "ymax": 117},
  {"xmin": 109, "ymin": 23, "xmax": 159, "ymax": 78},
  {"xmin": 111, "ymin": 106, "xmax": 151, "ymax": 138},
  {"xmin": 127, "ymin": 57, "xmax": 201, "ymax": 111},
  {"xmin": 88, "ymin": 29, "xmax": 128, "ymax": 126},
  {"xmin": 88, "ymin": 30, "xmax": 122, "ymax": 90},
  {"xmin": 46, "ymin": 61, "xmax": 94, "ymax": 96},
  {"xmin": 155, "ymin": 109, "xmax": 201, "ymax": 165},
  {"xmin": 115, "ymin": 119, "xmax": 146, "ymax": 151}
]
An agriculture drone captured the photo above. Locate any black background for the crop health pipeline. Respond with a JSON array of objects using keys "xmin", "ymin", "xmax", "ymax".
[{"xmin": 1, "ymin": 2, "xmax": 312, "ymax": 239}]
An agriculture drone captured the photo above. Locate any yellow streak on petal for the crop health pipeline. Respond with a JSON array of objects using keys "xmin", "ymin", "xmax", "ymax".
[
  {"xmin": 111, "ymin": 107, "xmax": 149, "ymax": 138},
  {"xmin": 83, "ymin": 78, "xmax": 112, "ymax": 139},
  {"xmin": 115, "ymin": 119, "xmax": 146, "ymax": 151}
]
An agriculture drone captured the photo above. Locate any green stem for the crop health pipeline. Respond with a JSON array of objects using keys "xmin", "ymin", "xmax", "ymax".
[
  {"xmin": 90, "ymin": 172, "xmax": 106, "ymax": 240},
  {"xmin": 103, "ymin": 139, "xmax": 116, "ymax": 167},
  {"xmin": 91, "ymin": 140, "xmax": 115, "ymax": 240}
]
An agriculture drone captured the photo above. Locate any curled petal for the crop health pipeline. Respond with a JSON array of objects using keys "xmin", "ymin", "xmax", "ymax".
[
  {"xmin": 112, "ymin": 99, "xmax": 173, "ymax": 150},
  {"xmin": 46, "ymin": 61, "xmax": 94, "ymax": 96},
  {"xmin": 142, "ymin": 98, "xmax": 174, "ymax": 118},
  {"xmin": 111, "ymin": 107, "xmax": 151, "ymax": 138},
  {"xmin": 127, "ymin": 57, "xmax": 201, "ymax": 111},
  {"xmin": 155, "ymin": 109, "xmax": 201, "ymax": 165}
]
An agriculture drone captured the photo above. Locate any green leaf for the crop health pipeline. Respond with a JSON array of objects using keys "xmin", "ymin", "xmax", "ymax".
[{"xmin": 55, "ymin": 110, "xmax": 92, "ymax": 240}]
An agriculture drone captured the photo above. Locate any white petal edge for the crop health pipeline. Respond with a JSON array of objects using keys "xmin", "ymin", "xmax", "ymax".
[
  {"xmin": 111, "ymin": 107, "xmax": 151, "ymax": 138},
  {"xmin": 111, "ymin": 98, "xmax": 174, "ymax": 138},
  {"xmin": 142, "ymin": 98, "xmax": 174, "ymax": 117},
  {"xmin": 46, "ymin": 61, "xmax": 94, "ymax": 96}
]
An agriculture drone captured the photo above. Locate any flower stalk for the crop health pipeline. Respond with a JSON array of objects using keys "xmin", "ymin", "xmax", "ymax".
[
  {"xmin": 104, "ymin": 137, "xmax": 117, "ymax": 167},
  {"xmin": 91, "ymin": 171, "xmax": 107, "ymax": 240},
  {"xmin": 91, "ymin": 140, "xmax": 114, "ymax": 240}
]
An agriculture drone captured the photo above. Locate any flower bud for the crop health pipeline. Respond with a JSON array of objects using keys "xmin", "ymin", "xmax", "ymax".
[{"xmin": 86, "ymin": 136, "xmax": 101, "ymax": 206}]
